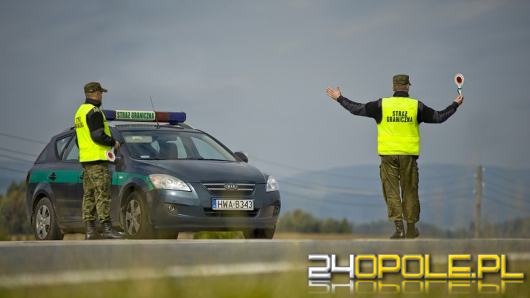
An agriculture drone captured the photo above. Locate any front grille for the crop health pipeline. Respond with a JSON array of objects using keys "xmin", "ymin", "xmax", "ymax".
[
  {"xmin": 203, "ymin": 208, "xmax": 259, "ymax": 217},
  {"xmin": 202, "ymin": 182, "xmax": 256, "ymax": 197}
]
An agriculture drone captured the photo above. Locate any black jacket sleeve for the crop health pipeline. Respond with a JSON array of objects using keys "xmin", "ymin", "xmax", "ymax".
[
  {"xmin": 418, "ymin": 101, "xmax": 459, "ymax": 124},
  {"xmin": 86, "ymin": 108, "xmax": 115, "ymax": 146},
  {"xmin": 337, "ymin": 96, "xmax": 382, "ymax": 123}
]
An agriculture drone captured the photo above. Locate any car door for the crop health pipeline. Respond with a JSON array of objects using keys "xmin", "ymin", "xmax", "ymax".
[
  {"xmin": 43, "ymin": 134, "xmax": 73, "ymax": 222},
  {"xmin": 55, "ymin": 136, "xmax": 84, "ymax": 224}
]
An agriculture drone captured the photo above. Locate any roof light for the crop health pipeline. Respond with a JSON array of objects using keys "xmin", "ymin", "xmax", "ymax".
[{"xmin": 103, "ymin": 110, "xmax": 186, "ymax": 124}]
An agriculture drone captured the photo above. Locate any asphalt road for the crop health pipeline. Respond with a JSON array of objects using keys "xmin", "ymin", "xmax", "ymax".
[{"xmin": 0, "ymin": 239, "xmax": 529, "ymax": 288}]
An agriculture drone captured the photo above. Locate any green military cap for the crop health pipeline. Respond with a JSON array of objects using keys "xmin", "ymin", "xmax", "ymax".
[
  {"xmin": 84, "ymin": 82, "xmax": 108, "ymax": 93},
  {"xmin": 393, "ymin": 74, "xmax": 411, "ymax": 86}
]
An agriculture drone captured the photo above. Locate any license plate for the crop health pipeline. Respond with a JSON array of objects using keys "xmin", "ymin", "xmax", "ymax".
[{"xmin": 211, "ymin": 199, "xmax": 254, "ymax": 210}]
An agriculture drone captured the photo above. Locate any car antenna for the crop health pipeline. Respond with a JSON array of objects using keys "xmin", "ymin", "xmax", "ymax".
[{"xmin": 149, "ymin": 96, "xmax": 160, "ymax": 129}]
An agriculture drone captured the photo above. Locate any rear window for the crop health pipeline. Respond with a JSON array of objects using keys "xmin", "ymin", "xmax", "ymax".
[
  {"xmin": 55, "ymin": 135, "xmax": 72, "ymax": 159},
  {"xmin": 35, "ymin": 144, "xmax": 50, "ymax": 164},
  {"xmin": 63, "ymin": 139, "xmax": 79, "ymax": 162}
]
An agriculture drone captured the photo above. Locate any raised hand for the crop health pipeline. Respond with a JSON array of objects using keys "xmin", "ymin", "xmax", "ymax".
[
  {"xmin": 326, "ymin": 86, "xmax": 342, "ymax": 101},
  {"xmin": 454, "ymin": 95, "xmax": 464, "ymax": 106}
]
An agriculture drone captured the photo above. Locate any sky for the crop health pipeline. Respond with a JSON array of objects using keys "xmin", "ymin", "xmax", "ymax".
[{"xmin": 1, "ymin": 0, "xmax": 529, "ymax": 178}]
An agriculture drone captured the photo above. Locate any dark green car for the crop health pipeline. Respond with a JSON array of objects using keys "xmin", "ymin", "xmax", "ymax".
[{"xmin": 26, "ymin": 112, "xmax": 281, "ymax": 240}]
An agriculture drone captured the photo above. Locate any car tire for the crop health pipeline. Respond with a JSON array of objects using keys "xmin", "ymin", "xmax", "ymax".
[
  {"xmin": 243, "ymin": 227, "xmax": 275, "ymax": 239},
  {"xmin": 33, "ymin": 197, "xmax": 64, "ymax": 240},
  {"xmin": 124, "ymin": 191, "xmax": 154, "ymax": 239}
]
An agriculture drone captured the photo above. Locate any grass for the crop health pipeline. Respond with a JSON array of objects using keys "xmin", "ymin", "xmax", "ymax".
[
  {"xmin": 1, "ymin": 263, "xmax": 529, "ymax": 298},
  {"xmin": 2, "ymin": 233, "xmax": 528, "ymax": 297}
]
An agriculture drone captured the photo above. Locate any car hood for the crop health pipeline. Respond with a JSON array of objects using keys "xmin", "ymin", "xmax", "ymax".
[{"xmin": 137, "ymin": 160, "xmax": 267, "ymax": 183}]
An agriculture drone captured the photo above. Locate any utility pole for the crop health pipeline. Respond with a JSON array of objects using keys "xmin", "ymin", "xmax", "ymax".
[{"xmin": 474, "ymin": 165, "xmax": 483, "ymax": 238}]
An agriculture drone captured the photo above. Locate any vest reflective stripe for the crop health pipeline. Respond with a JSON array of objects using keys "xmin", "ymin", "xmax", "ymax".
[
  {"xmin": 377, "ymin": 97, "xmax": 420, "ymax": 155},
  {"xmin": 74, "ymin": 103, "xmax": 112, "ymax": 162}
]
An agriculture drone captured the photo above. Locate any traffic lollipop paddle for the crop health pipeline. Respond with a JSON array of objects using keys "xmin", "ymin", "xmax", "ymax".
[
  {"xmin": 106, "ymin": 148, "xmax": 116, "ymax": 162},
  {"xmin": 454, "ymin": 73, "xmax": 464, "ymax": 95}
]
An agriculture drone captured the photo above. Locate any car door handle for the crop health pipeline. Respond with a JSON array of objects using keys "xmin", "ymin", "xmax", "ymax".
[{"xmin": 48, "ymin": 172, "xmax": 57, "ymax": 181}]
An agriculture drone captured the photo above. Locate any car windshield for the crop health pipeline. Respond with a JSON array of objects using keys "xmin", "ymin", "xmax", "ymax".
[{"xmin": 121, "ymin": 130, "xmax": 237, "ymax": 161}]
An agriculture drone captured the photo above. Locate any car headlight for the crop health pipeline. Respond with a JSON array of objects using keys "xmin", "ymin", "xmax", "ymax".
[
  {"xmin": 266, "ymin": 176, "xmax": 279, "ymax": 192},
  {"xmin": 149, "ymin": 174, "xmax": 191, "ymax": 192}
]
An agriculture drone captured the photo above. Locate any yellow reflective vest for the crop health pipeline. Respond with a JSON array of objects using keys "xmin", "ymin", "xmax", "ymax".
[
  {"xmin": 377, "ymin": 97, "xmax": 420, "ymax": 155},
  {"xmin": 74, "ymin": 103, "xmax": 112, "ymax": 162}
]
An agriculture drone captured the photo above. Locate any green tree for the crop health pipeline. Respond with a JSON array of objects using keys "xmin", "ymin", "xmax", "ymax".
[
  {"xmin": 0, "ymin": 181, "xmax": 32, "ymax": 238},
  {"xmin": 278, "ymin": 209, "xmax": 353, "ymax": 234}
]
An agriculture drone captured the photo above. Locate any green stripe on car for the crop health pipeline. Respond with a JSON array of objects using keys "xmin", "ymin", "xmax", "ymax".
[{"xmin": 29, "ymin": 169, "xmax": 154, "ymax": 191}]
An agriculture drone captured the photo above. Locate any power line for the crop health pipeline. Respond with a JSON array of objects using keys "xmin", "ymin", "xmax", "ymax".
[
  {"xmin": 485, "ymin": 168, "xmax": 516, "ymax": 181},
  {"xmin": 282, "ymin": 181, "xmax": 470, "ymax": 200},
  {"xmin": 281, "ymin": 177, "xmax": 378, "ymax": 192},
  {"xmin": 484, "ymin": 179, "xmax": 528, "ymax": 197},
  {"xmin": 0, "ymin": 166, "xmax": 28, "ymax": 174},
  {"xmin": 252, "ymin": 156, "xmax": 379, "ymax": 180},
  {"xmin": 486, "ymin": 171, "xmax": 526, "ymax": 183},
  {"xmin": 0, "ymin": 132, "xmax": 47, "ymax": 144},
  {"xmin": 255, "ymin": 156, "xmax": 474, "ymax": 183},
  {"xmin": 0, "ymin": 146, "xmax": 39, "ymax": 158},
  {"xmin": 280, "ymin": 179, "xmax": 380, "ymax": 197},
  {"xmin": 280, "ymin": 188, "xmax": 471, "ymax": 207},
  {"xmin": 282, "ymin": 177, "xmax": 471, "ymax": 201},
  {"xmin": 280, "ymin": 190, "xmax": 382, "ymax": 207},
  {"xmin": 484, "ymin": 188, "xmax": 529, "ymax": 203},
  {"xmin": 483, "ymin": 195, "xmax": 530, "ymax": 213},
  {"xmin": 421, "ymin": 195, "xmax": 471, "ymax": 204},
  {"xmin": 0, "ymin": 153, "xmax": 35, "ymax": 163},
  {"xmin": 419, "ymin": 187, "xmax": 472, "ymax": 197}
]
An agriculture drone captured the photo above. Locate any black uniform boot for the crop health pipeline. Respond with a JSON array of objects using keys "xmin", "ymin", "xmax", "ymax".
[
  {"xmin": 406, "ymin": 223, "xmax": 420, "ymax": 239},
  {"xmin": 85, "ymin": 221, "xmax": 100, "ymax": 240},
  {"xmin": 100, "ymin": 221, "xmax": 125, "ymax": 239},
  {"xmin": 390, "ymin": 220, "xmax": 405, "ymax": 239}
]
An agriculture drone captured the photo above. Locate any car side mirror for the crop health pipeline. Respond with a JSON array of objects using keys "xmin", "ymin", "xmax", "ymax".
[{"xmin": 234, "ymin": 151, "xmax": 248, "ymax": 163}]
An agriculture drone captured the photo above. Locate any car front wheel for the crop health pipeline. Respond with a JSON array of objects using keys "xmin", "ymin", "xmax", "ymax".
[
  {"xmin": 124, "ymin": 192, "xmax": 153, "ymax": 239},
  {"xmin": 33, "ymin": 197, "xmax": 63, "ymax": 240}
]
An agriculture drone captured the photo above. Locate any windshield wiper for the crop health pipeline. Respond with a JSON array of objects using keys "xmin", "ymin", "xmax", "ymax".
[
  {"xmin": 177, "ymin": 157, "xmax": 231, "ymax": 161},
  {"xmin": 196, "ymin": 158, "xmax": 231, "ymax": 161}
]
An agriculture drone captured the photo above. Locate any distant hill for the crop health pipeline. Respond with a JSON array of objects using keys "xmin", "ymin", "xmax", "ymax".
[
  {"xmin": 278, "ymin": 209, "xmax": 530, "ymax": 238},
  {"xmin": 278, "ymin": 164, "xmax": 530, "ymax": 229}
]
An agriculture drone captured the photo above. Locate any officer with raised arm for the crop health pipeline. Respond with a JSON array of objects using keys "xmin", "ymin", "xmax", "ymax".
[{"xmin": 326, "ymin": 74, "xmax": 463, "ymax": 239}]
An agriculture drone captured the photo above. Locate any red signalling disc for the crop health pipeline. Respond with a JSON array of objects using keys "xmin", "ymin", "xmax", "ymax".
[
  {"xmin": 106, "ymin": 150, "xmax": 116, "ymax": 162},
  {"xmin": 454, "ymin": 73, "xmax": 464, "ymax": 88}
]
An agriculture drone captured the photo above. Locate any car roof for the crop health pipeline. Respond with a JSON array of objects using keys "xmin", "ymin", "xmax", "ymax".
[
  {"xmin": 55, "ymin": 123, "xmax": 203, "ymax": 139},
  {"xmin": 113, "ymin": 123, "xmax": 197, "ymax": 132}
]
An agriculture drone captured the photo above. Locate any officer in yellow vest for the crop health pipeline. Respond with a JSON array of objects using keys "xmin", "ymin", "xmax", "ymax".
[
  {"xmin": 74, "ymin": 82, "xmax": 123, "ymax": 239},
  {"xmin": 326, "ymin": 74, "xmax": 463, "ymax": 239}
]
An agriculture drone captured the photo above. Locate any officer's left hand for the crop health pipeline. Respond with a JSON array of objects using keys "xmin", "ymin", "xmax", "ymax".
[{"xmin": 114, "ymin": 141, "xmax": 120, "ymax": 150}]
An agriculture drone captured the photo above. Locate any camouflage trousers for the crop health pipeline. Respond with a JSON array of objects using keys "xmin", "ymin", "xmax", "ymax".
[
  {"xmin": 82, "ymin": 163, "xmax": 111, "ymax": 223},
  {"xmin": 379, "ymin": 155, "xmax": 420, "ymax": 223}
]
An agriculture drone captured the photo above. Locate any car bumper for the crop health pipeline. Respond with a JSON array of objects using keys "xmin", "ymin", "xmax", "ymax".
[{"xmin": 144, "ymin": 186, "xmax": 281, "ymax": 231}]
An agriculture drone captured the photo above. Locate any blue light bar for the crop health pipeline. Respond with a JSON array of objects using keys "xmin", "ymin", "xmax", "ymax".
[{"xmin": 102, "ymin": 109, "xmax": 186, "ymax": 124}]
